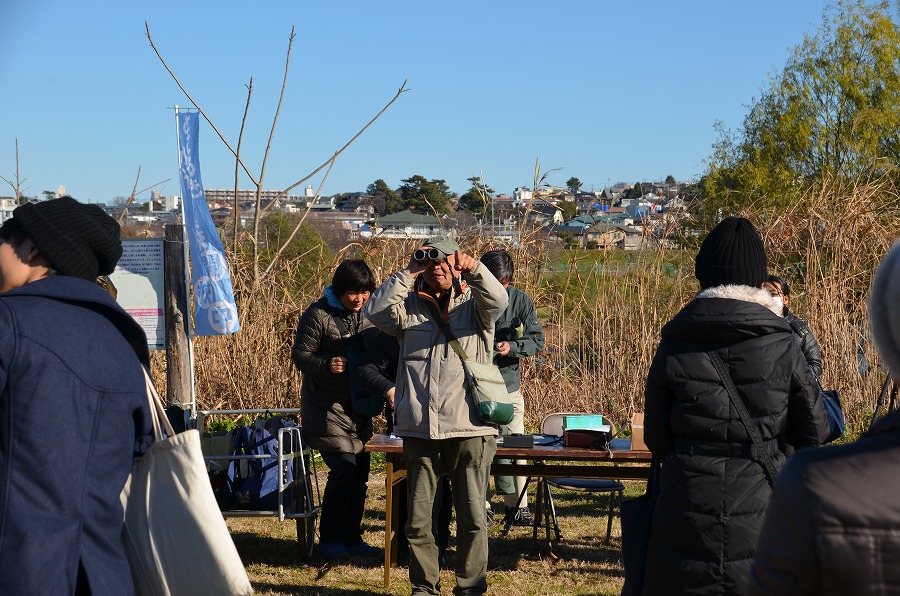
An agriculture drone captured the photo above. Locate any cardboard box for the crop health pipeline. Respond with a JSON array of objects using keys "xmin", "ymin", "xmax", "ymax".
[{"xmin": 631, "ymin": 412, "xmax": 649, "ymax": 451}]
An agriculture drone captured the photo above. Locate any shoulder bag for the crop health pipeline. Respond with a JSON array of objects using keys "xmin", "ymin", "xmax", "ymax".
[
  {"xmin": 708, "ymin": 349, "xmax": 778, "ymax": 486},
  {"xmin": 120, "ymin": 368, "xmax": 254, "ymax": 596},
  {"xmin": 816, "ymin": 376, "xmax": 845, "ymax": 443},
  {"xmin": 423, "ymin": 300, "xmax": 514, "ymax": 425}
]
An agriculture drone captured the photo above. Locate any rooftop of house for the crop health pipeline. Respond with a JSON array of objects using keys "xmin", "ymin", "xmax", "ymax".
[{"xmin": 374, "ymin": 209, "xmax": 442, "ymax": 226}]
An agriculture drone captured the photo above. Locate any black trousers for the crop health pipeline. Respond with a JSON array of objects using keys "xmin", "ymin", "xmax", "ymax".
[{"xmin": 319, "ymin": 450, "xmax": 371, "ymax": 545}]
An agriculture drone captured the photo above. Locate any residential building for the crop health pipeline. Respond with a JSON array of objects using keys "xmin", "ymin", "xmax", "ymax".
[
  {"xmin": 370, "ymin": 209, "xmax": 451, "ymax": 239},
  {"xmin": 0, "ymin": 198, "xmax": 16, "ymax": 223}
]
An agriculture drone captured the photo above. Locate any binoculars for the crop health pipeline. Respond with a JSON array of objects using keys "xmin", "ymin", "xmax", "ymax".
[{"xmin": 413, "ymin": 248, "xmax": 443, "ymax": 262}]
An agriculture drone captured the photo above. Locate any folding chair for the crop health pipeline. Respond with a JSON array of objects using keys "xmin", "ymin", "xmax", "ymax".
[{"xmin": 534, "ymin": 412, "xmax": 625, "ymax": 544}]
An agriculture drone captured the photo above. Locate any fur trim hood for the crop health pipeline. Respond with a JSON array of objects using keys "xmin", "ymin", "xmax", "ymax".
[
  {"xmin": 697, "ymin": 284, "xmax": 784, "ymax": 316},
  {"xmin": 660, "ymin": 284, "xmax": 791, "ymax": 344}
]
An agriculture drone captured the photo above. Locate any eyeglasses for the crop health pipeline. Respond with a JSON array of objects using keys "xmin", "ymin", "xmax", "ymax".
[
  {"xmin": 414, "ymin": 248, "xmax": 442, "ymax": 262},
  {"xmin": 762, "ymin": 283, "xmax": 784, "ymax": 297}
]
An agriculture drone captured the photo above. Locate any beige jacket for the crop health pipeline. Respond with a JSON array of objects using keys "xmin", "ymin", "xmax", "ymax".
[{"xmin": 364, "ymin": 263, "xmax": 508, "ymax": 439}]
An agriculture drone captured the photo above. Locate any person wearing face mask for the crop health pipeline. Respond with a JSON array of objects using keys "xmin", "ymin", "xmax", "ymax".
[
  {"xmin": 642, "ymin": 218, "xmax": 829, "ymax": 595},
  {"xmin": 364, "ymin": 237, "xmax": 508, "ymax": 596},
  {"xmin": 292, "ymin": 259, "xmax": 380, "ymax": 560},
  {"xmin": 747, "ymin": 240, "xmax": 900, "ymax": 595},
  {"xmin": 761, "ymin": 275, "xmax": 823, "ymax": 379}
]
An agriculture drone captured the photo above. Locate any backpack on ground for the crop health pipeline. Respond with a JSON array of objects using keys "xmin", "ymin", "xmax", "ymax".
[{"xmin": 224, "ymin": 417, "xmax": 296, "ymax": 510}]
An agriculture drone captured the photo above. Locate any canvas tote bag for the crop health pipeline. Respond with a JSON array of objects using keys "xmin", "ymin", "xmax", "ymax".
[{"xmin": 120, "ymin": 368, "xmax": 254, "ymax": 596}]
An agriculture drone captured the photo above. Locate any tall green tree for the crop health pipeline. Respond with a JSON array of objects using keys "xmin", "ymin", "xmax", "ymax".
[
  {"xmin": 624, "ymin": 182, "xmax": 643, "ymax": 201},
  {"xmin": 366, "ymin": 179, "xmax": 402, "ymax": 215},
  {"xmin": 566, "ymin": 177, "xmax": 583, "ymax": 194},
  {"xmin": 558, "ymin": 199, "xmax": 578, "ymax": 220},
  {"xmin": 705, "ymin": 0, "xmax": 900, "ymax": 212},
  {"xmin": 254, "ymin": 212, "xmax": 331, "ymax": 281},
  {"xmin": 398, "ymin": 175, "xmax": 454, "ymax": 215},
  {"xmin": 458, "ymin": 176, "xmax": 496, "ymax": 219}
]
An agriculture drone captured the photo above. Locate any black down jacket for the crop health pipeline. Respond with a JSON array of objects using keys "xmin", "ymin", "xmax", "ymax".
[
  {"xmin": 783, "ymin": 308, "xmax": 823, "ymax": 379},
  {"xmin": 748, "ymin": 408, "xmax": 900, "ymax": 596},
  {"xmin": 292, "ymin": 294, "xmax": 372, "ymax": 454},
  {"xmin": 642, "ymin": 285, "xmax": 830, "ymax": 596}
]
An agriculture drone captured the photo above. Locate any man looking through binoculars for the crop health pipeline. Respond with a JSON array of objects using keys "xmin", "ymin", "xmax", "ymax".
[{"xmin": 364, "ymin": 236, "xmax": 507, "ymax": 595}]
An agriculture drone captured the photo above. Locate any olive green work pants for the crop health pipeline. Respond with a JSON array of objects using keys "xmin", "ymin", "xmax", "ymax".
[{"xmin": 403, "ymin": 435, "xmax": 497, "ymax": 596}]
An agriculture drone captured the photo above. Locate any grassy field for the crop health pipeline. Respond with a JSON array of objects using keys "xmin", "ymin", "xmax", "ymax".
[{"xmin": 225, "ymin": 452, "xmax": 642, "ymax": 596}]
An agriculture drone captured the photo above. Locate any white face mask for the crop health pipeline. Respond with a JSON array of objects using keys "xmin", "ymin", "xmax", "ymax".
[{"xmin": 772, "ymin": 296, "xmax": 784, "ymax": 312}]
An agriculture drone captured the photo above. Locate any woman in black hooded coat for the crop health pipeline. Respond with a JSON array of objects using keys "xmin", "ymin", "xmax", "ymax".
[{"xmin": 642, "ymin": 217, "xmax": 830, "ymax": 595}]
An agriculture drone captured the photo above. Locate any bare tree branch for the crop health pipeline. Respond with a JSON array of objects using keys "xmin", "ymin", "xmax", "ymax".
[
  {"xmin": 253, "ymin": 27, "xmax": 295, "ymax": 283},
  {"xmin": 145, "ymin": 21, "xmax": 409, "ymax": 286},
  {"xmin": 118, "ymin": 166, "xmax": 143, "ymax": 223},
  {"xmin": 278, "ymin": 79, "xmax": 410, "ymax": 196},
  {"xmin": 1, "ymin": 139, "xmax": 28, "ymax": 205},
  {"xmin": 145, "ymin": 21, "xmax": 258, "ymax": 186},
  {"xmin": 233, "ymin": 78, "xmax": 253, "ymax": 258},
  {"xmin": 262, "ymin": 153, "xmax": 337, "ymax": 278},
  {"xmin": 117, "ymin": 166, "xmax": 170, "ymax": 224}
]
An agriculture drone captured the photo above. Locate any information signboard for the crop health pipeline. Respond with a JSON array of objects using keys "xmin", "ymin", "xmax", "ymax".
[{"xmin": 110, "ymin": 239, "xmax": 166, "ymax": 350}]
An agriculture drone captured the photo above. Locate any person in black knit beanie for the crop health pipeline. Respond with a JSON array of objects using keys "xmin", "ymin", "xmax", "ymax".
[
  {"xmin": 2, "ymin": 195, "xmax": 122, "ymax": 281},
  {"xmin": 0, "ymin": 195, "xmax": 155, "ymax": 595},
  {"xmin": 637, "ymin": 216, "xmax": 829, "ymax": 596}
]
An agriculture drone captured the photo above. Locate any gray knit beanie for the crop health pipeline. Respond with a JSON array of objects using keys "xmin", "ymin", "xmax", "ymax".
[{"xmin": 871, "ymin": 240, "xmax": 900, "ymax": 378}]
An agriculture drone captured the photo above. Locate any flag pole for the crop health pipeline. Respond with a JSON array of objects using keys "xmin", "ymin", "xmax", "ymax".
[{"xmin": 174, "ymin": 105, "xmax": 197, "ymax": 413}]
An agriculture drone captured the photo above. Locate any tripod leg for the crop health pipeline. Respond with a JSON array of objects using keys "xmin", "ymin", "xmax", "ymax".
[{"xmin": 871, "ymin": 373, "xmax": 894, "ymax": 429}]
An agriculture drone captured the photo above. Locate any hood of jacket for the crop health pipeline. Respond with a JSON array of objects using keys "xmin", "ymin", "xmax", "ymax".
[
  {"xmin": 661, "ymin": 284, "xmax": 788, "ymax": 345},
  {"xmin": 323, "ymin": 285, "xmax": 348, "ymax": 312}
]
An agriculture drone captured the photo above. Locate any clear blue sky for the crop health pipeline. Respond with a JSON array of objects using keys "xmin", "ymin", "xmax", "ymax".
[{"xmin": 1, "ymin": 1, "xmax": 828, "ymax": 204}]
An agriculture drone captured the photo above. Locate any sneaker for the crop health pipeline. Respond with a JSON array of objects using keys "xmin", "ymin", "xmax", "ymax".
[
  {"xmin": 345, "ymin": 541, "xmax": 381, "ymax": 557},
  {"xmin": 320, "ymin": 542, "xmax": 349, "ymax": 560},
  {"xmin": 511, "ymin": 507, "xmax": 533, "ymax": 526}
]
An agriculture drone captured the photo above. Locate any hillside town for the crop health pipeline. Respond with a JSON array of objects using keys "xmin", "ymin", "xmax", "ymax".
[{"xmin": 0, "ymin": 179, "xmax": 694, "ymax": 251}]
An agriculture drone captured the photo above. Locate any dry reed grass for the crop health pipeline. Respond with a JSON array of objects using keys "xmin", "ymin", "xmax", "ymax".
[{"xmin": 155, "ymin": 179, "xmax": 900, "ymax": 440}]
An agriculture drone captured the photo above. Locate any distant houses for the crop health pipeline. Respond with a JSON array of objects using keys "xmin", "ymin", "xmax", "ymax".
[
  {"xmin": 9, "ymin": 178, "xmax": 690, "ymax": 251},
  {"xmin": 0, "ymin": 197, "xmax": 16, "ymax": 223},
  {"xmin": 368, "ymin": 209, "xmax": 446, "ymax": 239}
]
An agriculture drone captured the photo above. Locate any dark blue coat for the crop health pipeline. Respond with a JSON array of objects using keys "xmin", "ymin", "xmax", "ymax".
[{"xmin": 0, "ymin": 276, "xmax": 153, "ymax": 595}]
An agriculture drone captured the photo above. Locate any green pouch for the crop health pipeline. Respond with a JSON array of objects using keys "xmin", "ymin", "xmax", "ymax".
[{"xmin": 462, "ymin": 359, "xmax": 514, "ymax": 425}]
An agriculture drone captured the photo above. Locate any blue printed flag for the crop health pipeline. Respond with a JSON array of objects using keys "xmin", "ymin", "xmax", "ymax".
[{"xmin": 177, "ymin": 112, "xmax": 240, "ymax": 336}]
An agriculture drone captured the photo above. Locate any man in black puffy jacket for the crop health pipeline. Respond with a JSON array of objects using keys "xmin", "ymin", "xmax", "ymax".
[
  {"xmin": 643, "ymin": 217, "xmax": 830, "ymax": 595},
  {"xmin": 748, "ymin": 239, "xmax": 900, "ymax": 596}
]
